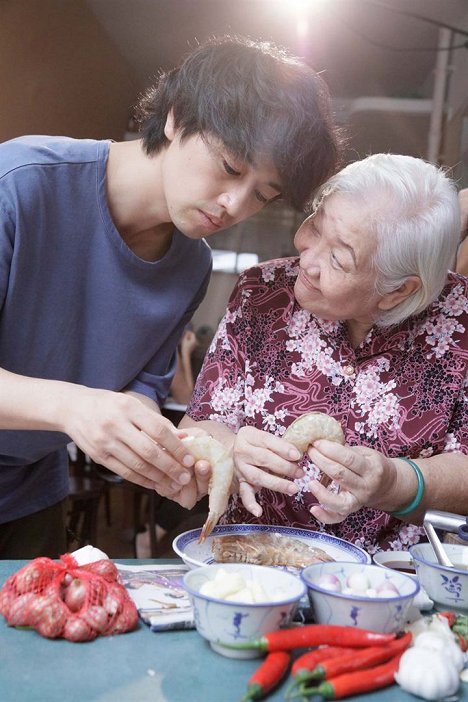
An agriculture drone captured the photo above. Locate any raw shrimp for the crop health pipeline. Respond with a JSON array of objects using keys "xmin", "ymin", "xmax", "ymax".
[
  {"xmin": 180, "ymin": 431, "xmax": 234, "ymax": 543},
  {"xmin": 283, "ymin": 412, "xmax": 345, "ymax": 487},
  {"xmin": 212, "ymin": 532, "xmax": 334, "ymax": 567}
]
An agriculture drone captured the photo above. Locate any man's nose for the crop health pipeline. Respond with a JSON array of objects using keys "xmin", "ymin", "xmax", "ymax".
[{"xmin": 217, "ymin": 186, "xmax": 253, "ymax": 219}]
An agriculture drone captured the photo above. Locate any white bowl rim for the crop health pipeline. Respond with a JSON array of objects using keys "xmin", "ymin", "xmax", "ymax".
[
  {"xmin": 301, "ymin": 561, "xmax": 420, "ymax": 602},
  {"xmin": 183, "ymin": 563, "xmax": 306, "ymax": 607},
  {"xmin": 409, "ymin": 543, "xmax": 468, "ymax": 576}
]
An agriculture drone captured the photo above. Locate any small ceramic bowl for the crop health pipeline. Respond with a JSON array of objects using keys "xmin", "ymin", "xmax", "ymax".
[
  {"xmin": 409, "ymin": 542, "xmax": 468, "ymax": 612},
  {"xmin": 301, "ymin": 561, "xmax": 419, "ymax": 633},
  {"xmin": 373, "ymin": 550, "xmax": 417, "ymax": 577},
  {"xmin": 183, "ymin": 563, "xmax": 306, "ymax": 659}
]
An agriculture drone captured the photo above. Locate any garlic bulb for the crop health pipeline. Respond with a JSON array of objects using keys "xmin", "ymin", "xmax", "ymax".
[
  {"xmin": 395, "ymin": 648, "xmax": 460, "ymax": 700},
  {"xmin": 414, "ymin": 631, "xmax": 465, "ymax": 672}
]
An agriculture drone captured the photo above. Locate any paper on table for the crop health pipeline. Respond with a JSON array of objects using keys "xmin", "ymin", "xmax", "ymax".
[{"xmin": 116, "ymin": 563, "xmax": 194, "ymax": 631}]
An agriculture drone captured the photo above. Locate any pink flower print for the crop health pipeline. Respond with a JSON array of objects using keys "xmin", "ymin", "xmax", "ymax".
[
  {"xmin": 316, "ymin": 350, "xmax": 344, "ymax": 384},
  {"xmin": 398, "ymin": 523, "xmax": 425, "ymax": 546},
  {"xmin": 263, "ymin": 414, "xmax": 277, "ymax": 429},
  {"xmin": 442, "ymin": 285, "xmax": 468, "ymax": 316},
  {"xmin": 360, "ymin": 395, "xmax": 401, "ymax": 438},
  {"xmin": 211, "ymin": 378, "xmax": 243, "ymax": 413},
  {"xmin": 284, "ymin": 261, "xmax": 299, "ymax": 278},
  {"xmin": 209, "ymin": 412, "xmax": 241, "ymax": 433},
  {"xmin": 418, "ymin": 447, "xmax": 434, "ymax": 458},
  {"xmin": 261, "ymin": 265, "xmax": 277, "ymax": 283},
  {"xmin": 424, "ymin": 315, "xmax": 465, "ymax": 358},
  {"xmin": 245, "ymin": 373, "xmax": 255, "ymax": 387},
  {"xmin": 288, "ymin": 309, "xmax": 312, "ymax": 337},
  {"xmin": 352, "ymin": 366, "xmax": 401, "ymax": 436},
  {"xmin": 275, "ymin": 409, "xmax": 287, "ymax": 422},
  {"xmin": 444, "ymin": 434, "xmax": 462, "ymax": 451},
  {"xmin": 244, "ymin": 384, "xmax": 272, "ymax": 418},
  {"xmin": 319, "ymin": 319, "xmax": 341, "ymax": 335},
  {"xmin": 225, "ymin": 308, "xmax": 241, "ymax": 324}
]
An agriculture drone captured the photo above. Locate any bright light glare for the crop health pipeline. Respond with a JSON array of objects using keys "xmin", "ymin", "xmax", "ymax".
[
  {"xmin": 271, "ymin": 0, "xmax": 330, "ymax": 18},
  {"xmin": 270, "ymin": 0, "xmax": 328, "ymax": 40},
  {"xmin": 297, "ymin": 17, "xmax": 309, "ymax": 39},
  {"xmin": 212, "ymin": 250, "xmax": 259, "ymax": 273}
]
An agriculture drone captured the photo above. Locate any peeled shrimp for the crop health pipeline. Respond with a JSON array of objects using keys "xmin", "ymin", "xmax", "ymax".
[
  {"xmin": 180, "ymin": 431, "xmax": 234, "ymax": 543},
  {"xmin": 283, "ymin": 412, "xmax": 345, "ymax": 487}
]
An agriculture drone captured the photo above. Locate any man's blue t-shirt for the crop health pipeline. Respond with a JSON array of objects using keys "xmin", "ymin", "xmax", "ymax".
[{"xmin": 0, "ymin": 135, "xmax": 212, "ymax": 522}]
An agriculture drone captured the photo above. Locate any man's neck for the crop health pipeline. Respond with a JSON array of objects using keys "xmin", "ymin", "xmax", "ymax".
[{"xmin": 106, "ymin": 140, "xmax": 173, "ymax": 261}]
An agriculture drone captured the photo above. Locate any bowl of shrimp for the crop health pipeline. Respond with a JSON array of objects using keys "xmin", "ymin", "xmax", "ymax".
[
  {"xmin": 183, "ymin": 562, "xmax": 306, "ymax": 659},
  {"xmin": 301, "ymin": 561, "xmax": 419, "ymax": 633}
]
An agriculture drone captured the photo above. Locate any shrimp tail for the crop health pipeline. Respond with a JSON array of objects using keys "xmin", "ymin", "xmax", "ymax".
[{"xmin": 198, "ymin": 514, "xmax": 218, "ymax": 544}]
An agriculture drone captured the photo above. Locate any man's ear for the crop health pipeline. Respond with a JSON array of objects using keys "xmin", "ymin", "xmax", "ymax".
[
  {"xmin": 377, "ymin": 276, "xmax": 422, "ymax": 311},
  {"xmin": 164, "ymin": 110, "xmax": 176, "ymax": 141}
]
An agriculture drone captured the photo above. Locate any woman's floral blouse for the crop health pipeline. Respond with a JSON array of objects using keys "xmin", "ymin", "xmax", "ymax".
[{"xmin": 187, "ymin": 259, "xmax": 468, "ymax": 553}]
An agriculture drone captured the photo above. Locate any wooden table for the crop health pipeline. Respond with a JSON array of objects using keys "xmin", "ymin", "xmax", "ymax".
[{"xmin": 1, "ymin": 559, "xmax": 466, "ymax": 702}]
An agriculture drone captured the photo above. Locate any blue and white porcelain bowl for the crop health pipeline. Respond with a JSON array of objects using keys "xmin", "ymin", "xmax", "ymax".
[
  {"xmin": 301, "ymin": 561, "xmax": 419, "ymax": 633},
  {"xmin": 410, "ymin": 542, "xmax": 468, "ymax": 612},
  {"xmin": 183, "ymin": 563, "xmax": 306, "ymax": 659}
]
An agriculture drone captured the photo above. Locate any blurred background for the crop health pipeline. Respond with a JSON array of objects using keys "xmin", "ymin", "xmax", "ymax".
[
  {"xmin": 3, "ymin": 0, "xmax": 466, "ymax": 327},
  {"xmin": 3, "ymin": 0, "xmax": 467, "ymax": 555}
]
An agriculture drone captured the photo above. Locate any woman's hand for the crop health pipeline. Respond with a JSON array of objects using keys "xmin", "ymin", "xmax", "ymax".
[
  {"xmin": 306, "ymin": 440, "xmax": 397, "ymax": 524},
  {"xmin": 233, "ymin": 426, "xmax": 303, "ymax": 517}
]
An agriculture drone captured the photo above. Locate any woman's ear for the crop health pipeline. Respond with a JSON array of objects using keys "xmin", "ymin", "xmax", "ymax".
[
  {"xmin": 164, "ymin": 110, "xmax": 176, "ymax": 141},
  {"xmin": 377, "ymin": 276, "xmax": 422, "ymax": 311}
]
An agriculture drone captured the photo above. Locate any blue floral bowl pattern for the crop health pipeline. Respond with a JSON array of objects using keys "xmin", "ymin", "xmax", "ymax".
[
  {"xmin": 183, "ymin": 563, "xmax": 306, "ymax": 658},
  {"xmin": 410, "ymin": 542, "xmax": 468, "ymax": 612},
  {"xmin": 301, "ymin": 561, "xmax": 419, "ymax": 633}
]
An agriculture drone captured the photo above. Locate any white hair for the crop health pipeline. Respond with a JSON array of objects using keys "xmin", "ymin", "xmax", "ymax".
[{"xmin": 312, "ymin": 153, "xmax": 461, "ymax": 326}]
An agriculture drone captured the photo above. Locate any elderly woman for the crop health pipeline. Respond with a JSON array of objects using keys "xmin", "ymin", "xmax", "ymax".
[{"xmin": 175, "ymin": 153, "xmax": 468, "ymax": 554}]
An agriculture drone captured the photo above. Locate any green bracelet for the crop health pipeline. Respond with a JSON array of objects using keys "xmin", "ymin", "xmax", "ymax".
[{"xmin": 389, "ymin": 457, "xmax": 425, "ymax": 518}]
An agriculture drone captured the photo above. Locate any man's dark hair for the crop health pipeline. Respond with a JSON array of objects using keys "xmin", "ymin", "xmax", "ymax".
[{"xmin": 135, "ymin": 36, "xmax": 342, "ymax": 211}]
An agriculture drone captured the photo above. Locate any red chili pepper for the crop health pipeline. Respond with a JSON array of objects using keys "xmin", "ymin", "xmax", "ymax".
[
  {"xmin": 291, "ymin": 647, "xmax": 357, "ymax": 681},
  {"xmin": 299, "ymin": 632, "xmax": 412, "ymax": 683},
  {"xmin": 240, "ymin": 651, "xmax": 291, "ymax": 701},
  {"xmin": 224, "ymin": 625, "xmax": 396, "ymax": 652},
  {"xmin": 438, "ymin": 611, "xmax": 457, "ymax": 628},
  {"xmin": 300, "ymin": 651, "xmax": 404, "ymax": 700}
]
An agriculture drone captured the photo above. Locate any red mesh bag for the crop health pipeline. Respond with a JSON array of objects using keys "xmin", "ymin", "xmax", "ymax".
[{"xmin": 0, "ymin": 554, "xmax": 138, "ymax": 641}]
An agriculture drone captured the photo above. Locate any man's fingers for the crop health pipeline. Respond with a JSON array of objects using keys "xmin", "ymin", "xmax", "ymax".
[
  {"xmin": 143, "ymin": 423, "xmax": 195, "ymax": 469},
  {"xmin": 138, "ymin": 430, "xmax": 193, "ymax": 485}
]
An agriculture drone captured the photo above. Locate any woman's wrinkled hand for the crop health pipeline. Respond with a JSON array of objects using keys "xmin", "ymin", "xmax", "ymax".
[
  {"xmin": 233, "ymin": 426, "xmax": 304, "ymax": 517},
  {"xmin": 306, "ymin": 440, "xmax": 397, "ymax": 524}
]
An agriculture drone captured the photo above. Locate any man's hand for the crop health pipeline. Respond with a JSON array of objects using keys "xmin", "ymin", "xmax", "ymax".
[{"xmin": 66, "ymin": 386, "xmax": 196, "ymax": 493}]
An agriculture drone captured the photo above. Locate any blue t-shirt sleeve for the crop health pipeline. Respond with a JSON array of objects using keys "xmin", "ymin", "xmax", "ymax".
[{"xmin": 0, "ymin": 198, "xmax": 14, "ymax": 311}]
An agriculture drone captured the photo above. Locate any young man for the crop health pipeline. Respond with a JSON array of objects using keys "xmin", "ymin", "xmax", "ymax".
[{"xmin": 0, "ymin": 35, "xmax": 340, "ymax": 557}]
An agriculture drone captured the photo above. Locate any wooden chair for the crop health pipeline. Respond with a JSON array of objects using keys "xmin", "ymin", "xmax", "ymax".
[{"xmin": 67, "ymin": 475, "xmax": 105, "ymax": 549}]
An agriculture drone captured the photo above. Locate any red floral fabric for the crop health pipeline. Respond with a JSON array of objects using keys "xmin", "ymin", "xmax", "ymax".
[{"xmin": 187, "ymin": 258, "xmax": 468, "ymax": 554}]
